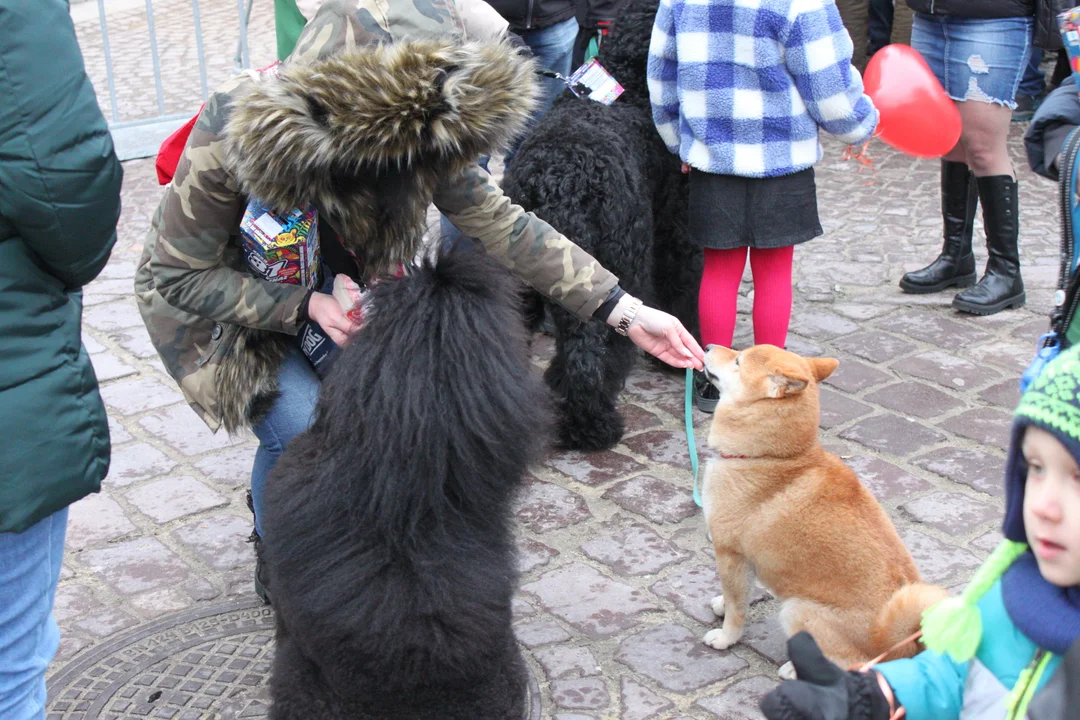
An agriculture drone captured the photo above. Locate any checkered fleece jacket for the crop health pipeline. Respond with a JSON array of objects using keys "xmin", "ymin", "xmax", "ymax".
[{"xmin": 647, "ymin": 0, "xmax": 878, "ymax": 178}]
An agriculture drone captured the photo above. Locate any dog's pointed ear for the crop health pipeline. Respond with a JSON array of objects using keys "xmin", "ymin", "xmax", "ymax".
[
  {"xmin": 809, "ymin": 358, "xmax": 839, "ymax": 382},
  {"xmin": 767, "ymin": 369, "xmax": 809, "ymax": 398}
]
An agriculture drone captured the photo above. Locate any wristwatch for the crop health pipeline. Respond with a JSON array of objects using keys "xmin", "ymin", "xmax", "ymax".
[{"xmin": 616, "ymin": 297, "xmax": 643, "ymax": 336}]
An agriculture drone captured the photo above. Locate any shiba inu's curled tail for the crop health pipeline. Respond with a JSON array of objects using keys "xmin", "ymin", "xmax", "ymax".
[{"xmin": 871, "ymin": 582, "xmax": 950, "ymax": 661}]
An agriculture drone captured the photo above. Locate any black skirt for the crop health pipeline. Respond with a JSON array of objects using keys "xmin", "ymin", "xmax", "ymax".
[{"xmin": 688, "ymin": 167, "xmax": 823, "ymax": 250}]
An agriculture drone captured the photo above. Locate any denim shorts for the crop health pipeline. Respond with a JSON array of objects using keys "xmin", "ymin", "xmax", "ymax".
[{"xmin": 910, "ymin": 13, "xmax": 1033, "ymax": 109}]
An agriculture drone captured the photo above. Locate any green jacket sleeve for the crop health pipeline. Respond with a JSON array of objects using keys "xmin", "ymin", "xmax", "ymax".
[
  {"xmin": 0, "ymin": 0, "xmax": 122, "ymax": 289},
  {"xmin": 434, "ymin": 165, "xmax": 619, "ymax": 322},
  {"xmin": 148, "ymin": 86, "xmax": 308, "ymax": 334}
]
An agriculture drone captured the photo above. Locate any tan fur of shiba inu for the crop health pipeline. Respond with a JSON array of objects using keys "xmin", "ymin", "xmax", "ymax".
[{"xmin": 699, "ymin": 344, "xmax": 946, "ymax": 676}]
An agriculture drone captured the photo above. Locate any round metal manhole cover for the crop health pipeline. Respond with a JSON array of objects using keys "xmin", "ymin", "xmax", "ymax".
[{"xmin": 47, "ymin": 599, "xmax": 542, "ymax": 719}]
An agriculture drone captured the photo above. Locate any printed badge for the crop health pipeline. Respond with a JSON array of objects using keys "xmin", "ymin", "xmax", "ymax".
[{"xmin": 567, "ymin": 59, "xmax": 624, "ymax": 105}]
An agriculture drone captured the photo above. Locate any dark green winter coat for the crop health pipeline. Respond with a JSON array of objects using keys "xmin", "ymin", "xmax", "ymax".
[{"xmin": 0, "ymin": 0, "xmax": 123, "ymax": 532}]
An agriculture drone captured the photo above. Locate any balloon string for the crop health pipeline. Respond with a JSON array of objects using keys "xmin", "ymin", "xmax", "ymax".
[{"xmin": 842, "ymin": 139, "xmax": 877, "ymax": 186}]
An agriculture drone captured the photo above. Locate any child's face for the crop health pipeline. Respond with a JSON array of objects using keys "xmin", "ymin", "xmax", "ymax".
[{"xmin": 1023, "ymin": 427, "xmax": 1080, "ymax": 587}]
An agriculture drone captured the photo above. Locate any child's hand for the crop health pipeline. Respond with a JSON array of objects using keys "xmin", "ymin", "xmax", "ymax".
[
  {"xmin": 759, "ymin": 633, "xmax": 893, "ymax": 720},
  {"xmin": 681, "ymin": 162, "xmax": 690, "ymax": 174}
]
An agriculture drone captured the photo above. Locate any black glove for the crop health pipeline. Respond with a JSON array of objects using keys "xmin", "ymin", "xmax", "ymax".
[{"xmin": 759, "ymin": 632, "xmax": 893, "ymax": 720}]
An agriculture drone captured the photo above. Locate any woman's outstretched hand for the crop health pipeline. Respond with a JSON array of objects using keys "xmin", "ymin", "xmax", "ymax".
[{"xmin": 607, "ymin": 295, "xmax": 704, "ymax": 370}]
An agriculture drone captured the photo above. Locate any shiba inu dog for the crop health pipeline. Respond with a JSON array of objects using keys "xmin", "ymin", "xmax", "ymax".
[{"xmin": 699, "ymin": 344, "xmax": 946, "ymax": 677}]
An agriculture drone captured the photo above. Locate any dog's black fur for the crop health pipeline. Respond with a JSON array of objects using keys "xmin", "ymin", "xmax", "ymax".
[
  {"xmin": 504, "ymin": 0, "xmax": 702, "ymax": 451},
  {"xmin": 262, "ymin": 247, "xmax": 549, "ymax": 719}
]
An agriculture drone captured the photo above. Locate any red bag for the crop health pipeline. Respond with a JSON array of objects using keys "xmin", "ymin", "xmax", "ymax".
[{"xmin": 155, "ymin": 106, "xmax": 202, "ymax": 185}]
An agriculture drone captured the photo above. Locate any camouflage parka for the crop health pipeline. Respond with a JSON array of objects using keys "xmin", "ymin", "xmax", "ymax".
[{"xmin": 134, "ymin": 0, "xmax": 619, "ymax": 433}]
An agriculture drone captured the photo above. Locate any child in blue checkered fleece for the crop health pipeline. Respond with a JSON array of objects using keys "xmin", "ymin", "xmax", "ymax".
[{"xmin": 647, "ymin": 0, "xmax": 878, "ymax": 413}]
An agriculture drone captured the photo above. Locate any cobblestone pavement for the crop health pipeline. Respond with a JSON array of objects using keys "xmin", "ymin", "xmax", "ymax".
[
  {"xmin": 51, "ymin": 125, "xmax": 1058, "ymax": 719},
  {"xmin": 60, "ymin": 6, "xmax": 1063, "ymax": 718}
]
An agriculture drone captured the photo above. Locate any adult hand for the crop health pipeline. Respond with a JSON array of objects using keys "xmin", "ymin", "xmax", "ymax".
[
  {"xmin": 307, "ymin": 292, "xmax": 359, "ymax": 346},
  {"xmin": 607, "ymin": 296, "xmax": 703, "ymax": 370}
]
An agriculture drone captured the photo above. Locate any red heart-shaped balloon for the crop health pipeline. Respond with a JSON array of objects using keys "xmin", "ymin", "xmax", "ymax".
[{"xmin": 863, "ymin": 45, "xmax": 962, "ymax": 158}]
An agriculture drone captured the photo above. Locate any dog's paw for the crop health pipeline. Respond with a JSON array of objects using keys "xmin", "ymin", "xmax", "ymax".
[
  {"xmin": 702, "ymin": 627, "xmax": 741, "ymax": 650},
  {"xmin": 778, "ymin": 661, "xmax": 797, "ymax": 680},
  {"xmin": 710, "ymin": 595, "xmax": 725, "ymax": 618}
]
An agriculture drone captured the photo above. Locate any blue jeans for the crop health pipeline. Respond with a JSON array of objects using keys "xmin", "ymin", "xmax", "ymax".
[
  {"xmin": 1018, "ymin": 45, "xmax": 1045, "ymax": 98},
  {"xmin": 507, "ymin": 16, "xmax": 578, "ymax": 165},
  {"xmin": 0, "ymin": 508, "xmax": 67, "ymax": 720},
  {"xmin": 250, "ymin": 345, "xmax": 320, "ymax": 536}
]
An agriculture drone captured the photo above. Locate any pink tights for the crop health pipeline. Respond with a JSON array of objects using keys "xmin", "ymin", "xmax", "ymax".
[{"xmin": 698, "ymin": 246, "xmax": 794, "ymax": 349}]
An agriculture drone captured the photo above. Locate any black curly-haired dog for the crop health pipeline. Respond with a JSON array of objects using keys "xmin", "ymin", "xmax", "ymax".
[
  {"xmin": 261, "ymin": 247, "xmax": 549, "ymax": 719},
  {"xmin": 504, "ymin": 0, "xmax": 702, "ymax": 451}
]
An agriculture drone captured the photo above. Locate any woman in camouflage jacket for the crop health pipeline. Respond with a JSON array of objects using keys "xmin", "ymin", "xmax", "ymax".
[{"xmin": 135, "ymin": 0, "xmax": 702, "ymax": 602}]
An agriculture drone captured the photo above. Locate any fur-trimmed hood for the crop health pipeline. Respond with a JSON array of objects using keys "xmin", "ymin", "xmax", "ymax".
[{"xmin": 223, "ymin": 38, "xmax": 539, "ymax": 272}]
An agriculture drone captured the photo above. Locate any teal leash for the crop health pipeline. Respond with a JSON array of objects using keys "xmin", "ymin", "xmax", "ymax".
[{"xmin": 685, "ymin": 367, "xmax": 702, "ymax": 507}]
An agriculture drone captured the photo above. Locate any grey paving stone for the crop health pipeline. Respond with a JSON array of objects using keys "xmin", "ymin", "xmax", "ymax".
[
  {"xmin": 696, "ymin": 675, "xmax": 778, "ymax": 720},
  {"xmin": 521, "ymin": 563, "xmax": 660, "ymax": 638},
  {"xmin": 80, "ymin": 538, "xmax": 196, "ymax": 596},
  {"xmin": 602, "ymin": 475, "xmax": 698, "ymax": 524},
  {"xmin": 903, "ymin": 492, "xmax": 1001, "ymax": 536},
  {"xmin": 514, "ymin": 479, "xmax": 591, "ymax": 534},
  {"xmin": 615, "ymin": 623, "xmax": 747, "ymax": 692},
  {"xmin": 514, "ymin": 621, "xmax": 571, "ymax": 648},
  {"xmin": 551, "ymin": 678, "xmax": 610, "ymax": 711},
  {"xmin": 544, "ymin": 449, "xmax": 647, "ymax": 487},
  {"xmin": 843, "ymin": 455, "xmax": 933, "ymax": 501},
  {"xmin": 172, "ymin": 514, "xmax": 253, "ymax": 570},
  {"xmin": 191, "ymin": 445, "xmax": 257, "ymax": 488},
  {"xmin": 967, "ymin": 339, "xmax": 1040, "ymax": 375},
  {"xmin": 91, "ymin": 351, "xmax": 138, "ymax": 381},
  {"xmin": 902, "ymin": 529, "xmax": 983, "ymax": 585},
  {"xmin": 620, "ymin": 404, "xmax": 664, "ymax": 434},
  {"xmin": 580, "ymin": 523, "xmax": 691, "ymax": 576},
  {"xmin": 83, "ymin": 300, "xmax": 146, "ymax": 332},
  {"xmin": 971, "ymin": 529, "xmax": 1005, "ymax": 555},
  {"xmin": 66, "ymin": 492, "xmax": 137, "ymax": 550},
  {"xmin": 938, "ymin": 407, "xmax": 1013, "ymax": 451},
  {"xmin": 518, "ymin": 539, "xmax": 560, "ymax": 574},
  {"xmin": 819, "ymin": 388, "xmax": 873, "ymax": 429},
  {"xmin": 623, "ymin": 430, "xmax": 691, "ymax": 469},
  {"xmin": 126, "ymin": 476, "xmax": 228, "ymax": 524},
  {"xmin": 106, "ymin": 442, "xmax": 177, "ymax": 486},
  {"xmin": 979, "ymin": 379, "xmax": 1022, "ymax": 410},
  {"xmin": 864, "ymin": 381, "xmax": 965, "ymax": 419},
  {"xmin": 894, "ymin": 350, "xmax": 995, "ymax": 390},
  {"xmin": 99, "ymin": 376, "xmax": 184, "ymax": 415},
  {"xmin": 109, "ymin": 327, "xmax": 160, "ymax": 359},
  {"xmin": 742, "ymin": 616, "xmax": 788, "ymax": 666},
  {"xmin": 73, "ymin": 608, "xmax": 140, "ymax": 638},
  {"xmin": 619, "ymin": 677, "xmax": 674, "ymax": 720},
  {"xmin": 878, "ymin": 310, "xmax": 992, "ymax": 347},
  {"xmin": 52, "ymin": 583, "xmax": 105, "ymax": 625},
  {"xmin": 823, "ymin": 358, "xmax": 893, "ymax": 393},
  {"xmin": 912, "ymin": 447, "xmax": 1005, "ymax": 496},
  {"xmin": 651, "ymin": 564, "xmax": 770, "ymax": 626},
  {"xmin": 838, "ymin": 413, "xmax": 946, "ymax": 456},
  {"xmin": 138, "ymin": 404, "xmax": 245, "ymax": 456},
  {"xmin": 81, "ymin": 332, "xmax": 106, "ymax": 354},
  {"xmin": 832, "ymin": 331, "xmax": 916, "ymax": 364},
  {"xmin": 790, "ymin": 309, "xmax": 860, "ymax": 339},
  {"xmin": 534, "ymin": 645, "xmax": 600, "ymax": 680},
  {"xmin": 108, "ymin": 415, "xmax": 133, "ymax": 443}
]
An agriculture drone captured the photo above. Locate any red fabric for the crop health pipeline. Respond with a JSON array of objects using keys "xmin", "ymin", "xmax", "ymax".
[
  {"xmin": 698, "ymin": 246, "xmax": 794, "ymax": 349},
  {"xmin": 155, "ymin": 107, "xmax": 202, "ymax": 185}
]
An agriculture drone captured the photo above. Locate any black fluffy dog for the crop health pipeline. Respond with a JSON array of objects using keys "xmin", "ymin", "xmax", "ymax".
[
  {"xmin": 262, "ymin": 248, "xmax": 548, "ymax": 719},
  {"xmin": 504, "ymin": 0, "xmax": 702, "ymax": 451}
]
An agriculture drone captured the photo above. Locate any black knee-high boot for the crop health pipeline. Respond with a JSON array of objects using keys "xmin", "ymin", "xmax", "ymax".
[
  {"xmin": 899, "ymin": 160, "xmax": 978, "ymax": 293},
  {"xmin": 952, "ymin": 175, "xmax": 1025, "ymax": 315}
]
